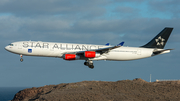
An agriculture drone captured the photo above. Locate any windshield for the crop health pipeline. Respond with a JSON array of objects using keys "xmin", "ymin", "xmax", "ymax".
[{"xmin": 8, "ymin": 44, "xmax": 14, "ymax": 46}]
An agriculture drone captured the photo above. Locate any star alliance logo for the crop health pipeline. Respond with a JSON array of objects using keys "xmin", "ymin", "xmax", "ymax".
[{"xmin": 155, "ymin": 36, "xmax": 165, "ymax": 46}]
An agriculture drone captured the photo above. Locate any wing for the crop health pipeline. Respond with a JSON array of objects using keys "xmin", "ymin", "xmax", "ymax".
[
  {"xmin": 63, "ymin": 42, "xmax": 124, "ymax": 55},
  {"xmin": 94, "ymin": 42, "xmax": 124, "ymax": 53}
]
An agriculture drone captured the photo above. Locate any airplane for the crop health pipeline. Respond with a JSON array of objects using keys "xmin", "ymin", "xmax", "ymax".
[{"xmin": 5, "ymin": 27, "xmax": 173, "ymax": 69}]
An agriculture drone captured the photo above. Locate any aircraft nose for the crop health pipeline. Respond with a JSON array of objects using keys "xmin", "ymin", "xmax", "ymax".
[{"xmin": 5, "ymin": 46, "xmax": 9, "ymax": 51}]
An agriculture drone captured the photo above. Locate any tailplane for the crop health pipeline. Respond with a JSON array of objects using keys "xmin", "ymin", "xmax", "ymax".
[{"xmin": 141, "ymin": 27, "xmax": 173, "ymax": 49}]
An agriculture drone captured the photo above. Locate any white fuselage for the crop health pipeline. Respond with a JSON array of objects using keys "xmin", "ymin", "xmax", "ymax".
[{"xmin": 5, "ymin": 41, "xmax": 169, "ymax": 61}]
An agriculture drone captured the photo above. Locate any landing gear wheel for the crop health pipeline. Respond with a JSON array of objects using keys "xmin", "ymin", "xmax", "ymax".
[
  {"xmin": 84, "ymin": 62, "xmax": 89, "ymax": 66},
  {"xmin": 84, "ymin": 60, "xmax": 94, "ymax": 69},
  {"xmin": 20, "ymin": 58, "xmax": 23, "ymax": 62},
  {"xmin": 88, "ymin": 65, "xmax": 94, "ymax": 69},
  {"xmin": 20, "ymin": 55, "xmax": 23, "ymax": 62}
]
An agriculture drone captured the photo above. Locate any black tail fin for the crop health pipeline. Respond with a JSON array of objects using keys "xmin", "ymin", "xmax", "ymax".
[{"xmin": 141, "ymin": 27, "xmax": 173, "ymax": 49}]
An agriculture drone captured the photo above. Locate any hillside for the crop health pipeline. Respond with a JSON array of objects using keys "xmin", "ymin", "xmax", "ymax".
[{"xmin": 12, "ymin": 78, "xmax": 180, "ymax": 101}]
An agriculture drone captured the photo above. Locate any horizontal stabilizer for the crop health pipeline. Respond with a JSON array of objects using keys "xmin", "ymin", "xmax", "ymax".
[{"xmin": 153, "ymin": 49, "xmax": 173, "ymax": 55}]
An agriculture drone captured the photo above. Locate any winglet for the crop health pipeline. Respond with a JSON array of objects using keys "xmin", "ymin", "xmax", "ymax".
[
  {"xmin": 105, "ymin": 43, "xmax": 110, "ymax": 46},
  {"xmin": 117, "ymin": 42, "xmax": 124, "ymax": 46}
]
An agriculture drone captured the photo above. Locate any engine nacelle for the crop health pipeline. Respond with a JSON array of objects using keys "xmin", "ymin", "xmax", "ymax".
[
  {"xmin": 63, "ymin": 54, "xmax": 80, "ymax": 60},
  {"xmin": 84, "ymin": 51, "xmax": 100, "ymax": 58}
]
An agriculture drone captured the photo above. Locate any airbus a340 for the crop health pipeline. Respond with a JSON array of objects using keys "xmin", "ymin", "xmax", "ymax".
[{"xmin": 5, "ymin": 27, "xmax": 173, "ymax": 69}]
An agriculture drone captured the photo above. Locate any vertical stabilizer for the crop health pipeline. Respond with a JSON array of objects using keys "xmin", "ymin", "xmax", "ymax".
[{"xmin": 141, "ymin": 27, "xmax": 173, "ymax": 49}]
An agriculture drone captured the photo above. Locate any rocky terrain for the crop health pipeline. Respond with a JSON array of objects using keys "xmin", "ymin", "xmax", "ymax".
[{"xmin": 12, "ymin": 78, "xmax": 180, "ymax": 101}]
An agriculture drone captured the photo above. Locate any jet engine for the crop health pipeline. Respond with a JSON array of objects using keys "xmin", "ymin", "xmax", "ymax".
[
  {"xmin": 84, "ymin": 51, "xmax": 100, "ymax": 58},
  {"xmin": 63, "ymin": 54, "xmax": 80, "ymax": 60}
]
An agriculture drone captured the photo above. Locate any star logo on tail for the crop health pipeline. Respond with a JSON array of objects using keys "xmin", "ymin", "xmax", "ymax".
[{"xmin": 155, "ymin": 36, "xmax": 165, "ymax": 46}]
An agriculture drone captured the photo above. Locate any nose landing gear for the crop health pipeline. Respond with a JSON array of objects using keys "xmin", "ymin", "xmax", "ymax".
[
  {"xmin": 20, "ymin": 55, "xmax": 23, "ymax": 62},
  {"xmin": 84, "ymin": 60, "xmax": 94, "ymax": 69}
]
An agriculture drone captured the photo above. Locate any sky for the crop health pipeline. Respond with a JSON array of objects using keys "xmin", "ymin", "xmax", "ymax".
[{"xmin": 0, "ymin": 0, "xmax": 180, "ymax": 87}]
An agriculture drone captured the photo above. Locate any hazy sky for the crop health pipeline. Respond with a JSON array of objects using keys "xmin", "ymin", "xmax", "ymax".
[{"xmin": 1, "ymin": 0, "xmax": 180, "ymax": 87}]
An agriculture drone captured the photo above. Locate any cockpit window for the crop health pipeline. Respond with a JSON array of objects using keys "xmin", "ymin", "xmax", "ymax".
[{"xmin": 9, "ymin": 44, "xmax": 14, "ymax": 46}]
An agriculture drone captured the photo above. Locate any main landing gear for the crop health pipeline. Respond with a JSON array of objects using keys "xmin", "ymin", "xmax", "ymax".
[
  {"xmin": 84, "ymin": 60, "xmax": 94, "ymax": 69},
  {"xmin": 20, "ymin": 55, "xmax": 23, "ymax": 62}
]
